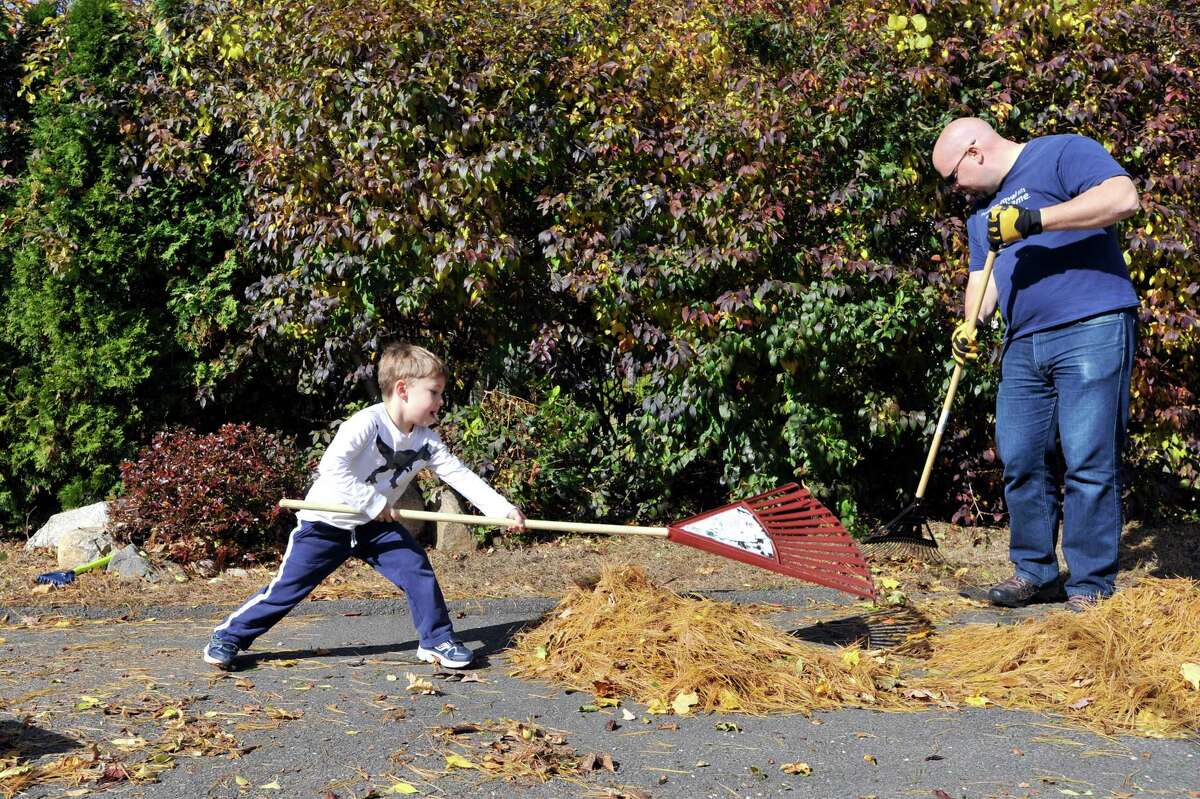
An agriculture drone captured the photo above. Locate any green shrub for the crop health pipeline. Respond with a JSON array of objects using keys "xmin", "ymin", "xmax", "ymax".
[{"xmin": 0, "ymin": 0, "xmax": 247, "ymax": 529}]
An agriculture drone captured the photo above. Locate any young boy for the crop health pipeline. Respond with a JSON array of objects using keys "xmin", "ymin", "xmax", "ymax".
[{"xmin": 203, "ymin": 342, "xmax": 525, "ymax": 670}]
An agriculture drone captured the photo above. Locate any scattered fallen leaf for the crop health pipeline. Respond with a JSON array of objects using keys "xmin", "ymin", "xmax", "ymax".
[
  {"xmin": 781, "ymin": 762, "xmax": 812, "ymax": 776},
  {"xmin": 405, "ymin": 673, "xmax": 439, "ymax": 695},
  {"xmin": 716, "ymin": 688, "xmax": 742, "ymax": 710},
  {"xmin": 671, "ymin": 691, "xmax": 699, "ymax": 716},
  {"xmin": 863, "ymin": 754, "xmax": 877, "ymax": 765},
  {"xmin": 646, "ymin": 698, "xmax": 669, "ymax": 715},
  {"xmin": 1181, "ymin": 662, "xmax": 1200, "ymax": 691},
  {"xmin": 444, "ymin": 754, "xmax": 477, "ymax": 770},
  {"xmin": 841, "ymin": 649, "xmax": 861, "ymax": 667},
  {"xmin": 388, "ymin": 782, "xmax": 419, "ymax": 795},
  {"xmin": 259, "ymin": 779, "xmax": 281, "ymax": 790},
  {"xmin": 963, "ymin": 694, "xmax": 990, "ymax": 707},
  {"xmin": 621, "ymin": 709, "xmax": 636, "ymax": 721},
  {"xmin": 110, "ymin": 737, "xmax": 148, "ymax": 748},
  {"xmin": 714, "ymin": 722, "xmax": 741, "ymax": 733},
  {"xmin": 1067, "ymin": 696, "xmax": 1094, "ymax": 710},
  {"xmin": 75, "ymin": 696, "xmax": 103, "ymax": 711}
]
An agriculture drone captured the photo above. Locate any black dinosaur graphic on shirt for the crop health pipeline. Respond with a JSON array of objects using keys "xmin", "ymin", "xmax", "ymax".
[{"xmin": 365, "ymin": 437, "xmax": 432, "ymax": 489}]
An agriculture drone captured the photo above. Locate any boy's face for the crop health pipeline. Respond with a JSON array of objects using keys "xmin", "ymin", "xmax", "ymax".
[{"xmin": 394, "ymin": 375, "xmax": 445, "ymax": 430}]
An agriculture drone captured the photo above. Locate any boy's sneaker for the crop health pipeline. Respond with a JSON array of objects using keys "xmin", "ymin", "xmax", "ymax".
[
  {"xmin": 417, "ymin": 640, "xmax": 474, "ymax": 669},
  {"xmin": 203, "ymin": 635, "xmax": 239, "ymax": 670}
]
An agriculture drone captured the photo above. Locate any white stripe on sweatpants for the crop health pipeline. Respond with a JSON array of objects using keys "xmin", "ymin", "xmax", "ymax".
[{"xmin": 214, "ymin": 523, "xmax": 301, "ymax": 639}]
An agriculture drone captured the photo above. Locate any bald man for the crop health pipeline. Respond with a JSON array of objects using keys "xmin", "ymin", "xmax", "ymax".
[{"xmin": 931, "ymin": 118, "xmax": 1140, "ymax": 612}]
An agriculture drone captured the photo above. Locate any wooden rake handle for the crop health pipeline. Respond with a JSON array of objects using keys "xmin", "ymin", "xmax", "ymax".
[
  {"xmin": 915, "ymin": 248, "xmax": 997, "ymax": 500},
  {"xmin": 279, "ymin": 498, "xmax": 669, "ymax": 537}
]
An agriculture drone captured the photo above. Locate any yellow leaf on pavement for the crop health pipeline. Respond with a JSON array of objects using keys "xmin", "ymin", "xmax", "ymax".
[
  {"xmin": 389, "ymin": 782, "xmax": 420, "ymax": 794},
  {"xmin": 781, "ymin": 762, "xmax": 812, "ymax": 775},
  {"xmin": 444, "ymin": 754, "xmax": 478, "ymax": 770},
  {"xmin": 964, "ymin": 695, "xmax": 990, "ymax": 707},
  {"xmin": 1135, "ymin": 709, "xmax": 1172, "ymax": 737},
  {"xmin": 671, "ymin": 691, "xmax": 699, "ymax": 716},
  {"xmin": 716, "ymin": 689, "xmax": 741, "ymax": 710},
  {"xmin": 406, "ymin": 672, "xmax": 437, "ymax": 695},
  {"xmin": 111, "ymin": 737, "xmax": 148, "ymax": 748},
  {"xmin": 646, "ymin": 698, "xmax": 669, "ymax": 714}
]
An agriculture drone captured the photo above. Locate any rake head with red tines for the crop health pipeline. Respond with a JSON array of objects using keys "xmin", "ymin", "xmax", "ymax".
[{"xmin": 667, "ymin": 484, "xmax": 876, "ymax": 600}]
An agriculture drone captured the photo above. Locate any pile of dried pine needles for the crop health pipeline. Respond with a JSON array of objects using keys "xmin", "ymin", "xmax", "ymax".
[
  {"xmin": 508, "ymin": 567, "xmax": 1200, "ymax": 738},
  {"xmin": 509, "ymin": 566, "xmax": 909, "ymax": 715},
  {"xmin": 916, "ymin": 576, "xmax": 1200, "ymax": 738}
]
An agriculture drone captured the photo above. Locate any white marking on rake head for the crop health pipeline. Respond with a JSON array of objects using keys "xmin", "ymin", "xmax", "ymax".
[{"xmin": 680, "ymin": 506, "xmax": 776, "ymax": 559}]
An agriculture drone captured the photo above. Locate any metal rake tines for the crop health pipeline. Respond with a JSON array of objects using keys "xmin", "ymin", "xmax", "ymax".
[{"xmin": 792, "ymin": 606, "xmax": 934, "ymax": 652}]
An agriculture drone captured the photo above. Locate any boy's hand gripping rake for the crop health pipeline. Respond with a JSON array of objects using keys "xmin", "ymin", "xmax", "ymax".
[
  {"xmin": 282, "ymin": 483, "xmax": 875, "ymax": 600},
  {"xmin": 865, "ymin": 248, "xmax": 998, "ymax": 560}
]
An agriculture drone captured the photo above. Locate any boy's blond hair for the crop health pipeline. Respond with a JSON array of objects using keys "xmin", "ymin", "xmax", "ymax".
[{"xmin": 378, "ymin": 342, "xmax": 447, "ymax": 397}]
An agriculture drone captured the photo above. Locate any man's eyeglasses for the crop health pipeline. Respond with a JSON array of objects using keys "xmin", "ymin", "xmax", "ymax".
[{"xmin": 945, "ymin": 139, "xmax": 976, "ymax": 187}]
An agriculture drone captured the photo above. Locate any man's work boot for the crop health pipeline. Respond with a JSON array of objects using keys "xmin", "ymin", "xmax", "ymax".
[{"xmin": 986, "ymin": 575, "xmax": 1045, "ymax": 608}]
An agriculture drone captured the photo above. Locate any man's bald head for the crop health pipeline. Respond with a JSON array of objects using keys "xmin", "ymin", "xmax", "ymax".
[{"xmin": 932, "ymin": 117, "xmax": 1022, "ymax": 195}]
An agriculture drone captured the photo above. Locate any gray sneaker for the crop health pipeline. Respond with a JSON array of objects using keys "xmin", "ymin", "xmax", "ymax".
[
  {"xmin": 202, "ymin": 635, "xmax": 239, "ymax": 670},
  {"xmin": 417, "ymin": 640, "xmax": 474, "ymax": 669}
]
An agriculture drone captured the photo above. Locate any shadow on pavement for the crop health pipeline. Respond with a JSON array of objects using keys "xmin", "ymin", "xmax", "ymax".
[
  {"xmin": 238, "ymin": 617, "xmax": 540, "ymax": 670},
  {"xmin": 0, "ymin": 718, "xmax": 82, "ymax": 759}
]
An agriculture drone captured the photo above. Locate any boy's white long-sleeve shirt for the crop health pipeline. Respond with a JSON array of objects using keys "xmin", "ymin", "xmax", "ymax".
[{"xmin": 297, "ymin": 403, "xmax": 515, "ymax": 530}]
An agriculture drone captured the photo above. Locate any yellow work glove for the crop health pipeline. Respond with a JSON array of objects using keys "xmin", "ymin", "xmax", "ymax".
[
  {"xmin": 950, "ymin": 320, "xmax": 981, "ymax": 366},
  {"xmin": 987, "ymin": 204, "xmax": 1043, "ymax": 249}
]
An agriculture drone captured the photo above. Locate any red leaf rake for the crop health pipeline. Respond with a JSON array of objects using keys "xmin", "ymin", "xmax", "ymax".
[{"xmin": 282, "ymin": 483, "xmax": 875, "ymax": 600}]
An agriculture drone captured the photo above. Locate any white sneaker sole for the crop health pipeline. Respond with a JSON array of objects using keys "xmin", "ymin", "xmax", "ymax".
[
  {"xmin": 416, "ymin": 646, "xmax": 472, "ymax": 669},
  {"xmin": 202, "ymin": 648, "xmax": 235, "ymax": 670}
]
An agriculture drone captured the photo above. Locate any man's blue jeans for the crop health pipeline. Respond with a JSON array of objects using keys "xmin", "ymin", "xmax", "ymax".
[{"xmin": 996, "ymin": 310, "xmax": 1137, "ymax": 599}]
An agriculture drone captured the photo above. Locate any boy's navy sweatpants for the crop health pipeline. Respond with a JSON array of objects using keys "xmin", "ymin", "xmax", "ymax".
[{"xmin": 213, "ymin": 520, "xmax": 455, "ymax": 649}]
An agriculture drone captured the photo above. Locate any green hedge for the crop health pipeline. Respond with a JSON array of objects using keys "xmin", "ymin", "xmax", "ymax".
[{"xmin": 1, "ymin": 0, "xmax": 1196, "ymax": 532}]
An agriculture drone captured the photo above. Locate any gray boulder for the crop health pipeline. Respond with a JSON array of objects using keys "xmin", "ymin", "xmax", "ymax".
[
  {"xmin": 107, "ymin": 544, "xmax": 156, "ymax": 581},
  {"xmin": 26, "ymin": 502, "xmax": 109, "ymax": 552},
  {"xmin": 55, "ymin": 528, "xmax": 115, "ymax": 569},
  {"xmin": 434, "ymin": 489, "xmax": 479, "ymax": 554}
]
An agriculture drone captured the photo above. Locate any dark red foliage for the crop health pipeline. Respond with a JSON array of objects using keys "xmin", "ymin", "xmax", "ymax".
[{"xmin": 110, "ymin": 423, "xmax": 308, "ymax": 566}]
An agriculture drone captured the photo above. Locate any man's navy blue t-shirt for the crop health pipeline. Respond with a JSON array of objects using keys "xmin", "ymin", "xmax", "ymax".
[{"xmin": 967, "ymin": 134, "xmax": 1138, "ymax": 340}]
